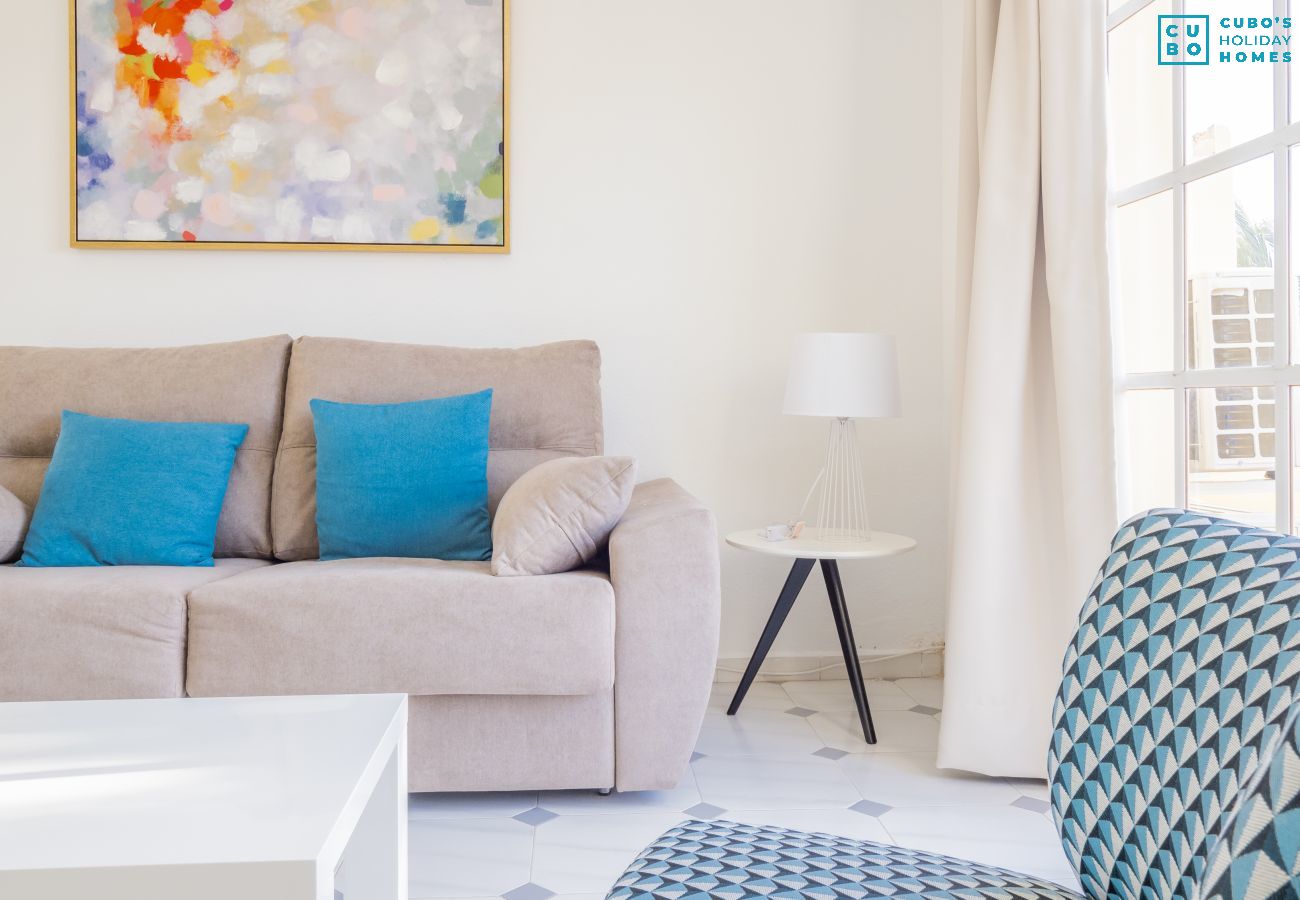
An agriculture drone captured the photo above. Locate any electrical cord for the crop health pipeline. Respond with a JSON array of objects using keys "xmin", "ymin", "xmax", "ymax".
[{"xmin": 715, "ymin": 644, "xmax": 944, "ymax": 677}]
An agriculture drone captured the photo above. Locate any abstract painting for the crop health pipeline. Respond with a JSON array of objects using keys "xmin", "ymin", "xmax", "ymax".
[{"xmin": 72, "ymin": 0, "xmax": 507, "ymax": 251}]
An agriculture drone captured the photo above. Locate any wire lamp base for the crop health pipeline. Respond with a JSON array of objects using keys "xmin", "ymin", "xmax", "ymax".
[{"xmin": 809, "ymin": 417, "xmax": 871, "ymax": 542}]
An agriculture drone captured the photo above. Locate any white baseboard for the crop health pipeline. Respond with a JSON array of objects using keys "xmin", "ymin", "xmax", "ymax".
[{"xmin": 713, "ymin": 647, "xmax": 944, "ymax": 683}]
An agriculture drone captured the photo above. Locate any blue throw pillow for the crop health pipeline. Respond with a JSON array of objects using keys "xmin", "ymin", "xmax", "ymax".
[
  {"xmin": 20, "ymin": 411, "xmax": 248, "ymax": 567},
  {"xmin": 310, "ymin": 390, "xmax": 493, "ymax": 561}
]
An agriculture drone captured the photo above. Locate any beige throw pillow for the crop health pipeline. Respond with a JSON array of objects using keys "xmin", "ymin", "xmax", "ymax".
[
  {"xmin": 492, "ymin": 456, "xmax": 638, "ymax": 576},
  {"xmin": 0, "ymin": 485, "xmax": 32, "ymax": 564}
]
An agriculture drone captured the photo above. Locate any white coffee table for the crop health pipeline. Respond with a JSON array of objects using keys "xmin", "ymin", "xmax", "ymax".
[{"xmin": 0, "ymin": 693, "xmax": 407, "ymax": 900}]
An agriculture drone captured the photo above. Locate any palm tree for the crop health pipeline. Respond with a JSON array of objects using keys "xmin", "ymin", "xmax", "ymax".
[{"xmin": 1236, "ymin": 202, "xmax": 1274, "ymax": 268}]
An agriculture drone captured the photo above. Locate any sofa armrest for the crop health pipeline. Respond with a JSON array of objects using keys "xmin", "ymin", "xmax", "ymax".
[{"xmin": 608, "ymin": 478, "xmax": 721, "ymax": 791}]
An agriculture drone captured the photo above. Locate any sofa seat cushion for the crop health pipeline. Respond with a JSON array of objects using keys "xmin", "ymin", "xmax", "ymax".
[
  {"xmin": 185, "ymin": 557, "xmax": 615, "ymax": 698},
  {"xmin": 0, "ymin": 558, "xmax": 269, "ymax": 700}
]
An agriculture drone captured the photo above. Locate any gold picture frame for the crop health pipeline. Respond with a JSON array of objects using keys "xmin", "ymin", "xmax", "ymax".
[{"xmin": 70, "ymin": 0, "xmax": 509, "ymax": 253}]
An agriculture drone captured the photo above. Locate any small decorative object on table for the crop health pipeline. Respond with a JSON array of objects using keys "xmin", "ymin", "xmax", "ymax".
[{"xmin": 758, "ymin": 521, "xmax": 804, "ymax": 542}]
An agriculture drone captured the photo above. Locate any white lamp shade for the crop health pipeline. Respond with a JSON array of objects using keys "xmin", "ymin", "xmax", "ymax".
[{"xmin": 782, "ymin": 332, "xmax": 901, "ymax": 418}]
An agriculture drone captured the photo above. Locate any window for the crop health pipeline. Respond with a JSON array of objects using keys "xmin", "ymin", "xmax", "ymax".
[{"xmin": 1109, "ymin": 2, "xmax": 1300, "ymax": 531}]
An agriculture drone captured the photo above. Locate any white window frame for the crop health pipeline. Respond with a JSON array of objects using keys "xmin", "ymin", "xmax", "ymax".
[{"xmin": 1109, "ymin": 0, "xmax": 1298, "ymax": 533}]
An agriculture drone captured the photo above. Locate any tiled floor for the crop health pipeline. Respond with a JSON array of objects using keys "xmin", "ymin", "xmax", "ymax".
[{"xmin": 407, "ymin": 677, "xmax": 1079, "ymax": 899}]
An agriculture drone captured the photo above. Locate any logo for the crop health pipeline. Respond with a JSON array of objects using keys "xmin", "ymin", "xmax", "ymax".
[
  {"xmin": 1157, "ymin": 16, "xmax": 1293, "ymax": 66},
  {"xmin": 1159, "ymin": 14, "xmax": 1210, "ymax": 64}
]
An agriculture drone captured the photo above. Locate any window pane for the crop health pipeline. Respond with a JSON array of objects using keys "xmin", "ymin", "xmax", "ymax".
[
  {"xmin": 1120, "ymin": 390, "xmax": 1176, "ymax": 520},
  {"xmin": 1188, "ymin": 386, "xmax": 1276, "ymax": 528},
  {"xmin": 1291, "ymin": 146, "xmax": 1300, "ymax": 363},
  {"xmin": 1109, "ymin": 1, "xmax": 1172, "ymax": 187},
  {"xmin": 1292, "ymin": 39, "xmax": 1300, "ymax": 121},
  {"xmin": 1115, "ymin": 192, "xmax": 1175, "ymax": 372},
  {"xmin": 1293, "ymin": 388, "xmax": 1300, "ymax": 534},
  {"xmin": 1185, "ymin": 1, "xmax": 1275, "ymax": 160},
  {"xmin": 1185, "ymin": 156, "xmax": 1275, "ymax": 371}
]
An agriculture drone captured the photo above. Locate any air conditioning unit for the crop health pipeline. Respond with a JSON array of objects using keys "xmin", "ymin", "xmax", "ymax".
[{"xmin": 1186, "ymin": 269, "xmax": 1275, "ymax": 473}]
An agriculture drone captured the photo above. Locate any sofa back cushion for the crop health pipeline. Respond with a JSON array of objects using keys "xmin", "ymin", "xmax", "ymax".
[
  {"xmin": 0, "ymin": 336, "xmax": 292, "ymax": 559},
  {"xmin": 272, "ymin": 337, "xmax": 603, "ymax": 561}
]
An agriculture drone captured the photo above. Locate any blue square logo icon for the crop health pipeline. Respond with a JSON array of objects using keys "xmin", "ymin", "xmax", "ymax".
[{"xmin": 1158, "ymin": 15, "xmax": 1210, "ymax": 65}]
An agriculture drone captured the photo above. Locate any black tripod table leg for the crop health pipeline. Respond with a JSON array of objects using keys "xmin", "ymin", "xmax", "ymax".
[
  {"xmin": 821, "ymin": 559, "xmax": 877, "ymax": 744},
  {"xmin": 727, "ymin": 558, "xmax": 815, "ymax": 715}
]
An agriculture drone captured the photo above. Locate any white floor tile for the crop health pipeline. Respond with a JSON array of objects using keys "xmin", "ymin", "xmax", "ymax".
[
  {"xmin": 540, "ymin": 770, "xmax": 701, "ymax": 815},
  {"xmin": 694, "ymin": 709, "xmax": 825, "ymax": 757},
  {"xmin": 693, "ymin": 754, "xmax": 863, "ymax": 810},
  {"xmin": 881, "ymin": 804, "xmax": 1073, "ymax": 885},
  {"xmin": 531, "ymin": 813, "xmax": 686, "ymax": 894},
  {"xmin": 895, "ymin": 676, "xmax": 944, "ymax": 708},
  {"xmin": 720, "ymin": 808, "xmax": 893, "ymax": 842},
  {"xmin": 808, "ymin": 708, "xmax": 940, "ymax": 754},
  {"xmin": 408, "ymin": 817, "xmax": 534, "ymax": 898},
  {"xmin": 837, "ymin": 752, "xmax": 1023, "ymax": 808},
  {"xmin": 408, "ymin": 791, "xmax": 539, "ymax": 820},
  {"xmin": 708, "ymin": 681, "xmax": 792, "ymax": 711},
  {"xmin": 403, "ymin": 676, "xmax": 1086, "ymax": 899},
  {"xmin": 783, "ymin": 679, "xmax": 916, "ymax": 712}
]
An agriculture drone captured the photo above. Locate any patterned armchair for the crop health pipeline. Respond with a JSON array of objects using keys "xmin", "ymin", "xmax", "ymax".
[{"xmin": 607, "ymin": 511, "xmax": 1300, "ymax": 899}]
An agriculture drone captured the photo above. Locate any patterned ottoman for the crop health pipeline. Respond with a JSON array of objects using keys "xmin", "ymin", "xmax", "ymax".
[{"xmin": 607, "ymin": 819, "xmax": 1081, "ymax": 899}]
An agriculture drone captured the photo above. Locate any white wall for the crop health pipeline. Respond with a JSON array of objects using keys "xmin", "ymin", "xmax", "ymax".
[{"xmin": 0, "ymin": 0, "xmax": 946, "ymax": 666}]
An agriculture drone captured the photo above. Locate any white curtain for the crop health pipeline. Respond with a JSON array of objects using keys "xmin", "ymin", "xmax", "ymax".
[{"xmin": 937, "ymin": 0, "xmax": 1118, "ymax": 778}]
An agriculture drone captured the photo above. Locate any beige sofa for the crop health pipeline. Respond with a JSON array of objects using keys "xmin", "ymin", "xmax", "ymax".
[{"xmin": 0, "ymin": 335, "xmax": 721, "ymax": 793}]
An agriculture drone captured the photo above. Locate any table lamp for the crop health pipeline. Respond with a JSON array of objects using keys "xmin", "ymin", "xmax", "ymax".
[{"xmin": 783, "ymin": 332, "xmax": 901, "ymax": 541}]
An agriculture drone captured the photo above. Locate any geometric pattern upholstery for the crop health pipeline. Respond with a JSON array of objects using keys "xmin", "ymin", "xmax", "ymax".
[
  {"xmin": 609, "ymin": 511, "xmax": 1300, "ymax": 900},
  {"xmin": 1198, "ymin": 704, "xmax": 1300, "ymax": 900},
  {"xmin": 606, "ymin": 818, "xmax": 1084, "ymax": 899},
  {"xmin": 1049, "ymin": 510, "xmax": 1300, "ymax": 900}
]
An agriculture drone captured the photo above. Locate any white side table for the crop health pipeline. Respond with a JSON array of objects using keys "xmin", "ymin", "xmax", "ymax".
[{"xmin": 725, "ymin": 527, "xmax": 917, "ymax": 744}]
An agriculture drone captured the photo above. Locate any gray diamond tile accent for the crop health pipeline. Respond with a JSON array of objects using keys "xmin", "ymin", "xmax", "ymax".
[
  {"xmin": 812, "ymin": 746, "xmax": 849, "ymax": 760},
  {"xmin": 690, "ymin": 751, "xmax": 706, "ymax": 762},
  {"xmin": 785, "ymin": 706, "xmax": 818, "ymax": 718},
  {"xmin": 850, "ymin": 798, "xmax": 892, "ymax": 817},
  {"xmin": 1011, "ymin": 796, "xmax": 1051, "ymax": 814},
  {"xmin": 909, "ymin": 704, "xmax": 942, "ymax": 716},
  {"xmin": 503, "ymin": 884, "xmax": 556, "ymax": 900},
  {"xmin": 512, "ymin": 806, "xmax": 558, "ymax": 826},
  {"xmin": 684, "ymin": 802, "xmax": 726, "ymax": 819}
]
